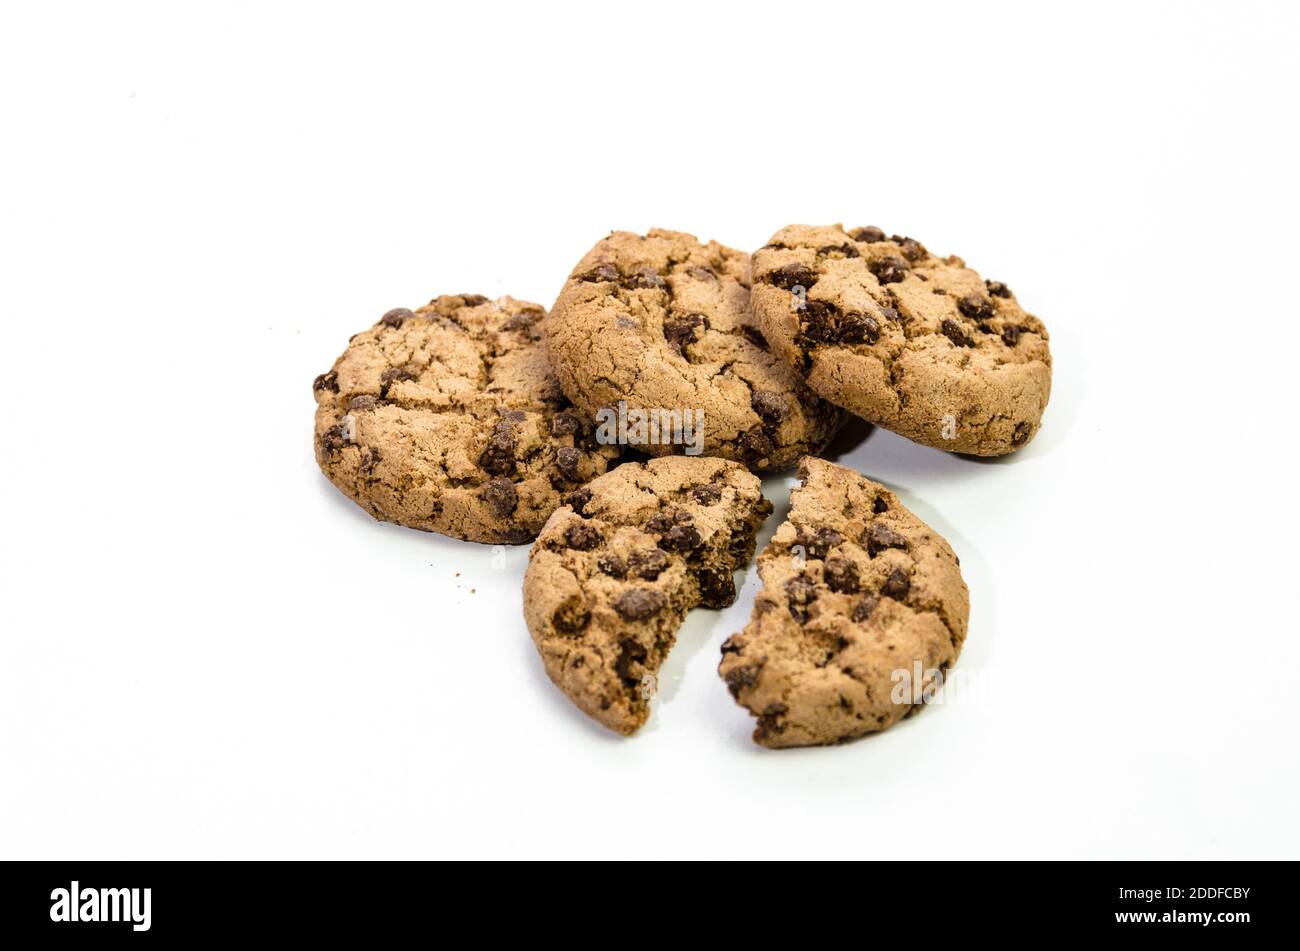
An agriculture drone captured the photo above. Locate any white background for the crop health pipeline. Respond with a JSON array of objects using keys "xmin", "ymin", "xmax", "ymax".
[{"xmin": 2, "ymin": 1, "xmax": 1297, "ymax": 860}]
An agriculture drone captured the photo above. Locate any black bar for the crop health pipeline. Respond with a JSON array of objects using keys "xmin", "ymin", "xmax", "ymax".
[{"xmin": 0, "ymin": 861, "xmax": 1287, "ymax": 940}]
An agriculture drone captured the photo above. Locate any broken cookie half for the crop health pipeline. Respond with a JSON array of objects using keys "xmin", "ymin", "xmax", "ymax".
[
  {"xmin": 719, "ymin": 457, "xmax": 970, "ymax": 748},
  {"xmin": 524, "ymin": 456, "xmax": 772, "ymax": 735}
]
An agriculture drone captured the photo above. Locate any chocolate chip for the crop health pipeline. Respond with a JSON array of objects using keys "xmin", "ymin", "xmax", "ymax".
[
  {"xmin": 873, "ymin": 496, "xmax": 889, "ymax": 514},
  {"xmin": 958, "ymin": 295, "xmax": 994, "ymax": 320},
  {"xmin": 647, "ymin": 511, "xmax": 696, "ymax": 535},
  {"xmin": 348, "ymin": 395, "xmax": 378, "ymax": 412},
  {"xmin": 755, "ymin": 706, "xmax": 787, "ymax": 741},
  {"xmin": 1012, "ymin": 422, "xmax": 1032, "ymax": 447},
  {"xmin": 320, "ymin": 424, "xmax": 347, "ymax": 453},
  {"xmin": 880, "ymin": 304, "xmax": 901, "ymax": 323},
  {"xmin": 577, "ymin": 264, "xmax": 620, "ymax": 283},
  {"xmin": 644, "ymin": 512, "xmax": 674, "ymax": 534},
  {"xmin": 663, "ymin": 314, "xmax": 707, "ymax": 353},
  {"xmin": 723, "ymin": 663, "xmax": 761, "ymax": 698},
  {"xmin": 629, "ymin": 548, "xmax": 670, "ymax": 581},
  {"xmin": 553, "ymin": 447, "xmax": 582, "ymax": 482},
  {"xmin": 850, "ymin": 226, "xmax": 886, "ymax": 243},
  {"xmin": 499, "ymin": 527, "xmax": 533, "ymax": 545},
  {"xmin": 823, "ymin": 557, "xmax": 860, "ymax": 594},
  {"xmin": 549, "ymin": 412, "xmax": 581, "ymax": 437},
  {"xmin": 552, "ymin": 595, "xmax": 590, "ymax": 634},
  {"xmin": 478, "ymin": 426, "xmax": 517, "ymax": 476},
  {"xmin": 614, "ymin": 588, "xmax": 666, "ymax": 621},
  {"xmin": 502, "ymin": 309, "xmax": 542, "ymax": 332},
  {"xmin": 628, "ymin": 267, "xmax": 666, "ymax": 290},
  {"xmin": 313, "ymin": 370, "xmax": 338, "ymax": 393},
  {"xmin": 658, "ymin": 524, "xmax": 702, "ymax": 553},
  {"xmin": 698, "ymin": 568, "xmax": 737, "ymax": 609},
  {"xmin": 839, "ymin": 311, "xmax": 881, "ymax": 345},
  {"xmin": 380, "ymin": 365, "xmax": 419, "ymax": 386},
  {"xmin": 459, "ymin": 294, "xmax": 488, "ymax": 307},
  {"xmin": 800, "ymin": 303, "xmax": 879, "ymax": 347},
  {"xmin": 690, "ymin": 484, "xmax": 722, "ymax": 505},
  {"xmin": 740, "ymin": 324, "xmax": 769, "ymax": 350},
  {"xmin": 940, "ymin": 319, "xmax": 973, "ymax": 348},
  {"xmin": 766, "ymin": 263, "xmax": 817, "ymax": 291},
  {"xmin": 359, "ymin": 447, "xmax": 382, "ymax": 474},
  {"xmin": 564, "ymin": 522, "xmax": 603, "ymax": 551},
  {"xmin": 865, "ymin": 522, "xmax": 909, "ymax": 557},
  {"xmin": 1001, "ymin": 325, "xmax": 1023, "ymax": 347},
  {"xmin": 818, "ymin": 528, "xmax": 846, "ymax": 558},
  {"xmin": 751, "ymin": 390, "xmax": 790, "ymax": 426},
  {"xmin": 564, "ymin": 488, "xmax": 593, "ymax": 516},
  {"xmin": 817, "ymin": 243, "xmax": 860, "ymax": 259},
  {"xmin": 687, "ymin": 265, "xmax": 718, "ymax": 282},
  {"xmin": 796, "ymin": 526, "xmax": 843, "ymax": 560},
  {"xmin": 737, "ymin": 430, "xmax": 775, "ymax": 464},
  {"xmin": 986, "ymin": 280, "xmax": 1012, "ymax": 298},
  {"xmin": 802, "ymin": 300, "xmax": 840, "ymax": 344},
  {"xmin": 882, "ymin": 567, "xmax": 910, "ymax": 600},
  {"xmin": 868, "ymin": 256, "xmax": 909, "ymax": 284},
  {"xmin": 720, "ymin": 634, "xmax": 744, "ymax": 654},
  {"xmin": 597, "ymin": 554, "xmax": 627, "ymax": 578},
  {"xmin": 480, "ymin": 477, "xmax": 518, "ymax": 517},
  {"xmin": 892, "ymin": 236, "xmax": 928, "ymax": 261},
  {"xmin": 379, "ymin": 308, "xmax": 413, "ymax": 328},
  {"xmin": 785, "ymin": 575, "xmax": 818, "ymax": 622},
  {"xmin": 851, "ymin": 595, "xmax": 880, "ymax": 623}
]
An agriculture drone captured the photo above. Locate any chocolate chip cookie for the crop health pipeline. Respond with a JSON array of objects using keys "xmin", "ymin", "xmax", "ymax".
[
  {"xmin": 750, "ymin": 225, "xmax": 1051, "ymax": 456},
  {"xmin": 547, "ymin": 229, "xmax": 844, "ymax": 470},
  {"xmin": 524, "ymin": 456, "xmax": 772, "ymax": 735},
  {"xmin": 719, "ymin": 457, "xmax": 969, "ymax": 748},
  {"xmin": 313, "ymin": 295, "xmax": 620, "ymax": 544}
]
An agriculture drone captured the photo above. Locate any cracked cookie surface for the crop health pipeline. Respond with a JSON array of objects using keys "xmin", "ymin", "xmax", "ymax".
[
  {"xmin": 524, "ymin": 456, "xmax": 772, "ymax": 735},
  {"xmin": 313, "ymin": 294, "xmax": 620, "ymax": 544},
  {"xmin": 719, "ymin": 457, "xmax": 969, "ymax": 748},
  {"xmin": 751, "ymin": 224, "xmax": 1051, "ymax": 456},
  {"xmin": 547, "ymin": 229, "xmax": 844, "ymax": 470}
]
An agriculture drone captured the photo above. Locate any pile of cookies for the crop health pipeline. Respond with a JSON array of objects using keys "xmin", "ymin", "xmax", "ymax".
[{"xmin": 313, "ymin": 226, "xmax": 1052, "ymax": 747}]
